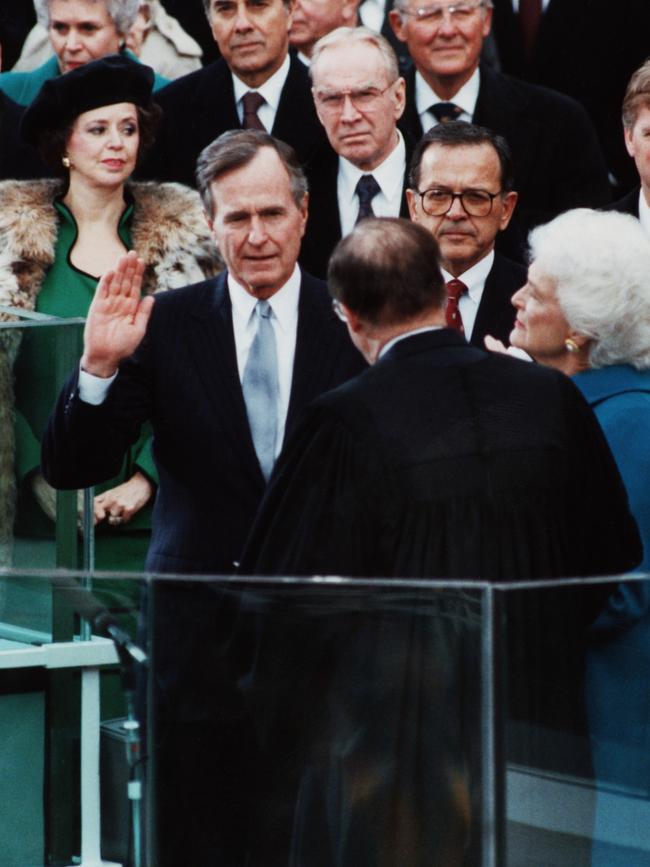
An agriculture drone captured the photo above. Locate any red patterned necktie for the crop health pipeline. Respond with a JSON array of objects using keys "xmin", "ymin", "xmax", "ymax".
[
  {"xmin": 242, "ymin": 91, "xmax": 266, "ymax": 131},
  {"xmin": 445, "ymin": 279, "xmax": 467, "ymax": 334}
]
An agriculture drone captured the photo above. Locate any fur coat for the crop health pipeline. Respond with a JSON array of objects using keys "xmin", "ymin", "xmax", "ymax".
[{"xmin": 0, "ymin": 178, "xmax": 223, "ymax": 563}]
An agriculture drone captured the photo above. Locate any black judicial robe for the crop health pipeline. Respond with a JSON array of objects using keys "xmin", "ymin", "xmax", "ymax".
[
  {"xmin": 236, "ymin": 331, "xmax": 640, "ymax": 865},
  {"xmin": 243, "ymin": 329, "xmax": 639, "ymax": 581}
]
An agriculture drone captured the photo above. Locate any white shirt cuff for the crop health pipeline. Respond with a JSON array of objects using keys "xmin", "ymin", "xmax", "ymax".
[{"xmin": 78, "ymin": 365, "xmax": 117, "ymax": 405}]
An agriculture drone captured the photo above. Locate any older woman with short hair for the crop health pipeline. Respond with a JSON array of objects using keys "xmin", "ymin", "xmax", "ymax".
[
  {"xmin": 0, "ymin": 0, "xmax": 168, "ymax": 106},
  {"xmin": 508, "ymin": 207, "xmax": 650, "ymax": 865}
]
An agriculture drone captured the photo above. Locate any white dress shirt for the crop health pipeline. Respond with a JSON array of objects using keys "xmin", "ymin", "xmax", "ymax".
[
  {"xmin": 228, "ymin": 266, "xmax": 300, "ymax": 455},
  {"xmin": 337, "ymin": 130, "xmax": 407, "ymax": 236},
  {"xmin": 379, "ymin": 325, "xmax": 443, "ymax": 359},
  {"xmin": 416, "ymin": 68, "xmax": 480, "ymax": 132},
  {"xmin": 511, "ymin": 0, "xmax": 551, "ymax": 11},
  {"xmin": 232, "ymin": 53, "xmax": 291, "ymax": 132},
  {"xmin": 79, "ymin": 266, "xmax": 302, "ymax": 456},
  {"xmin": 638, "ymin": 189, "xmax": 650, "ymax": 239},
  {"xmin": 359, "ymin": 0, "xmax": 388, "ymax": 32},
  {"xmin": 441, "ymin": 249, "xmax": 494, "ymax": 341}
]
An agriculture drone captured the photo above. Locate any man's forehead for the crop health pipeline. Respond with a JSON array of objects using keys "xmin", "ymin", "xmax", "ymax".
[
  {"xmin": 312, "ymin": 43, "xmax": 384, "ymax": 83},
  {"xmin": 420, "ymin": 142, "xmax": 500, "ymax": 178}
]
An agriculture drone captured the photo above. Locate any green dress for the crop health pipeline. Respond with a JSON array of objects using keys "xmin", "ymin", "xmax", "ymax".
[{"xmin": 13, "ymin": 199, "xmax": 156, "ymax": 576}]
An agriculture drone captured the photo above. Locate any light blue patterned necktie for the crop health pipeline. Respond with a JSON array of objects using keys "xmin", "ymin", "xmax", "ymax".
[{"xmin": 242, "ymin": 299, "xmax": 279, "ymax": 481}]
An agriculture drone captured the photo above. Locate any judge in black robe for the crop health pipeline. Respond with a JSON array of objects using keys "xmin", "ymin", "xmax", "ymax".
[{"xmin": 238, "ymin": 218, "xmax": 641, "ymax": 866}]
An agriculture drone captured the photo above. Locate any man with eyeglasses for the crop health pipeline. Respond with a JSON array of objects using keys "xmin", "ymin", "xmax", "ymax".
[
  {"xmin": 407, "ymin": 121, "xmax": 526, "ymax": 346},
  {"xmin": 300, "ymin": 26, "xmax": 411, "ymax": 278},
  {"xmin": 389, "ymin": 0, "xmax": 611, "ymax": 253}
]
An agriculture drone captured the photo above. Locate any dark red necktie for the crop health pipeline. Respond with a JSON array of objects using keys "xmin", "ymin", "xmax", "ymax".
[
  {"xmin": 445, "ymin": 279, "xmax": 467, "ymax": 334},
  {"xmin": 242, "ymin": 91, "xmax": 266, "ymax": 131},
  {"xmin": 519, "ymin": 0, "xmax": 543, "ymax": 63}
]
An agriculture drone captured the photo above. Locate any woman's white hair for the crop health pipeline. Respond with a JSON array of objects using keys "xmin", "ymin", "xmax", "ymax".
[
  {"xmin": 529, "ymin": 208, "xmax": 650, "ymax": 370},
  {"xmin": 34, "ymin": 0, "xmax": 140, "ymax": 36}
]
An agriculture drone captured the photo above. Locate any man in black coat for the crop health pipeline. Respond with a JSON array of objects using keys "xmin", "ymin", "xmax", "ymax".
[
  {"xmin": 243, "ymin": 216, "xmax": 639, "ymax": 581},
  {"xmin": 389, "ymin": 0, "xmax": 611, "ymax": 253},
  {"xmin": 300, "ymin": 26, "xmax": 411, "ymax": 279},
  {"xmin": 42, "ymin": 130, "xmax": 365, "ymax": 866},
  {"xmin": 142, "ymin": 0, "xmax": 330, "ymax": 187},
  {"xmin": 406, "ymin": 121, "xmax": 525, "ymax": 347}
]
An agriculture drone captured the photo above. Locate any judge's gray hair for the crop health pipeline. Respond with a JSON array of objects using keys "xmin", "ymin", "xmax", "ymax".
[
  {"xmin": 310, "ymin": 26, "xmax": 399, "ymax": 84},
  {"xmin": 34, "ymin": 0, "xmax": 140, "ymax": 35},
  {"xmin": 529, "ymin": 209, "xmax": 650, "ymax": 370}
]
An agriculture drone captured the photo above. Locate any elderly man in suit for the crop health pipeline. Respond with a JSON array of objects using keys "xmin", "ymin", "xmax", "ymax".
[
  {"xmin": 389, "ymin": 0, "xmax": 611, "ymax": 252},
  {"xmin": 407, "ymin": 121, "xmax": 525, "ymax": 346},
  {"xmin": 143, "ymin": 0, "xmax": 329, "ymax": 187},
  {"xmin": 42, "ymin": 129, "xmax": 364, "ymax": 866},
  {"xmin": 300, "ymin": 26, "xmax": 410, "ymax": 278}
]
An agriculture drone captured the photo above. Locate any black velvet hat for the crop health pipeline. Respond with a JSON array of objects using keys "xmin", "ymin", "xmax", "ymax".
[{"xmin": 21, "ymin": 54, "xmax": 155, "ymax": 145}]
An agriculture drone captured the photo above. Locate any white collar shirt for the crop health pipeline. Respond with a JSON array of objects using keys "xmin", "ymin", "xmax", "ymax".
[
  {"xmin": 232, "ymin": 53, "xmax": 291, "ymax": 132},
  {"xmin": 359, "ymin": 0, "xmax": 388, "ymax": 32},
  {"xmin": 441, "ymin": 249, "xmax": 494, "ymax": 341},
  {"xmin": 228, "ymin": 265, "xmax": 301, "ymax": 454},
  {"xmin": 416, "ymin": 67, "xmax": 480, "ymax": 131},
  {"xmin": 337, "ymin": 130, "xmax": 407, "ymax": 236},
  {"xmin": 638, "ymin": 189, "xmax": 650, "ymax": 239},
  {"xmin": 379, "ymin": 325, "xmax": 444, "ymax": 359}
]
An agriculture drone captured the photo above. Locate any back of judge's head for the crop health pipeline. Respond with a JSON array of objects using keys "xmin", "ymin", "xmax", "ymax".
[{"xmin": 328, "ymin": 217, "xmax": 445, "ymax": 327}]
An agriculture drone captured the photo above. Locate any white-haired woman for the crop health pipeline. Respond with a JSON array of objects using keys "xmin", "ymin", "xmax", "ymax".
[
  {"xmin": 0, "ymin": 0, "xmax": 168, "ymax": 106},
  {"xmin": 504, "ymin": 207, "xmax": 650, "ymax": 864}
]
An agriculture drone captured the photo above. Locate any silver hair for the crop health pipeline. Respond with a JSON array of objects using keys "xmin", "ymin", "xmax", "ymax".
[
  {"xmin": 310, "ymin": 26, "xmax": 399, "ymax": 84},
  {"xmin": 393, "ymin": 0, "xmax": 493, "ymax": 21},
  {"xmin": 34, "ymin": 0, "xmax": 140, "ymax": 35},
  {"xmin": 528, "ymin": 208, "xmax": 650, "ymax": 370}
]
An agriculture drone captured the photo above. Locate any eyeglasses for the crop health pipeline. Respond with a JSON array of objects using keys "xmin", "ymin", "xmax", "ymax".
[
  {"xmin": 416, "ymin": 187, "xmax": 502, "ymax": 217},
  {"xmin": 398, "ymin": 1, "xmax": 489, "ymax": 25},
  {"xmin": 332, "ymin": 299, "xmax": 348, "ymax": 322},
  {"xmin": 314, "ymin": 84, "xmax": 394, "ymax": 114}
]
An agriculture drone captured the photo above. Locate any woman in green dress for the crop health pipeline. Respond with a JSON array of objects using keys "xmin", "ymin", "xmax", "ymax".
[{"xmin": 0, "ymin": 54, "xmax": 222, "ymax": 574}]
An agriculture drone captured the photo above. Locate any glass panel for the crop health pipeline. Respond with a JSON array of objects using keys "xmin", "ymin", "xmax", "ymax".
[
  {"xmin": 146, "ymin": 575, "xmax": 489, "ymax": 867},
  {"xmin": 0, "ymin": 314, "xmax": 86, "ymax": 639},
  {"xmin": 500, "ymin": 575, "xmax": 650, "ymax": 867}
]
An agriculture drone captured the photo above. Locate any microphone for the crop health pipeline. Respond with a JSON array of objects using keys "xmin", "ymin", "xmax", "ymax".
[{"xmin": 51, "ymin": 573, "xmax": 148, "ymax": 666}]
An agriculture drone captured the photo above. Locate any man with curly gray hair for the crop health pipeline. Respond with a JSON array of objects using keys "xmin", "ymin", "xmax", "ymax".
[{"xmin": 0, "ymin": 0, "xmax": 168, "ymax": 105}]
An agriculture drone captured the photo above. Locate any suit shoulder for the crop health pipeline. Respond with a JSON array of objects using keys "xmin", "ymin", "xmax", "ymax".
[
  {"xmin": 154, "ymin": 60, "xmax": 227, "ymax": 103},
  {"xmin": 150, "ymin": 277, "xmax": 218, "ymax": 312},
  {"xmin": 486, "ymin": 68, "xmax": 594, "ymax": 120}
]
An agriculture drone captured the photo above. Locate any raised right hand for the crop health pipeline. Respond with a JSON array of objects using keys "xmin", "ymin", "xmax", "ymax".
[{"xmin": 80, "ymin": 251, "xmax": 154, "ymax": 378}]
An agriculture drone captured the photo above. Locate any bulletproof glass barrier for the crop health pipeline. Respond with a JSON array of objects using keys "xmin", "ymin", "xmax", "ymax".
[{"xmin": 1, "ymin": 570, "xmax": 650, "ymax": 867}]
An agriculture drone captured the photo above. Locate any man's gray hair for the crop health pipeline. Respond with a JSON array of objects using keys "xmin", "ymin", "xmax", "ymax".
[
  {"xmin": 34, "ymin": 0, "xmax": 140, "ymax": 35},
  {"xmin": 529, "ymin": 209, "xmax": 650, "ymax": 370},
  {"xmin": 196, "ymin": 129, "xmax": 309, "ymax": 220},
  {"xmin": 310, "ymin": 26, "xmax": 399, "ymax": 84},
  {"xmin": 393, "ymin": 0, "xmax": 493, "ymax": 21}
]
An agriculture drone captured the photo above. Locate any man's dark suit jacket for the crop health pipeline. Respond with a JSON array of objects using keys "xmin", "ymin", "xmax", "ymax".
[
  {"xmin": 299, "ymin": 136, "xmax": 413, "ymax": 279},
  {"xmin": 468, "ymin": 251, "xmax": 526, "ymax": 348},
  {"xmin": 606, "ymin": 186, "xmax": 641, "ymax": 219},
  {"xmin": 399, "ymin": 63, "xmax": 611, "ymax": 254},
  {"xmin": 491, "ymin": 0, "xmax": 650, "ymax": 195},
  {"xmin": 0, "ymin": 92, "xmax": 48, "ymax": 180},
  {"xmin": 41, "ymin": 270, "xmax": 365, "ymax": 575},
  {"xmin": 142, "ymin": 53, "xmax": 330, "ymax": 187}
]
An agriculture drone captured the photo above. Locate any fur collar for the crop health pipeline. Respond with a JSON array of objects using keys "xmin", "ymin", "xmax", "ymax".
[{"xmin": 0, "ymin": 178, "xmax": 222, "ymax": 312}]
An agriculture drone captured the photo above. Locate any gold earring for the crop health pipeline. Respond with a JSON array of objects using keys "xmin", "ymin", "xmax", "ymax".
[
  {"xmin": 564, "ymin": 337, "xmax": 579, "ymax": 353},
  {"xmin": 62, "ymin": 156, "xmax": 71, "ymax": 169}
]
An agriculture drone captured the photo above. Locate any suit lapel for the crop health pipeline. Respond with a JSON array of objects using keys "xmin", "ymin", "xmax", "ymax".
[
  {"xmin": 193, "ymin": 61, "xmax": 241, "ymax": 148},
  {"xmin": 187, "ymin": 273, "xmax": 261, "ymax": 474}
]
